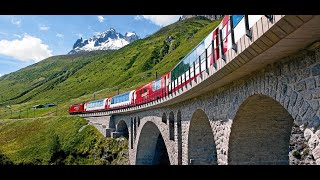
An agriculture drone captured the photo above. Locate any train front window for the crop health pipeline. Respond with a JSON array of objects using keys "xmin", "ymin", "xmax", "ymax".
[{"xmin": 152, "ymin": 79, "xmax": 161, "ymax": 91}]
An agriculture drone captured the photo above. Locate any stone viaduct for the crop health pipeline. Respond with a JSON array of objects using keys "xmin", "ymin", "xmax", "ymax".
[{"xmin": 83, "ymin": 15, "xmax": 320, "ymax": 165}]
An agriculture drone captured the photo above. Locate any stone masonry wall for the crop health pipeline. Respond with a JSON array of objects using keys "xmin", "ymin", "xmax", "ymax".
[{"xmin": 111, "ymin": 48, "xmax": 320, "ymax": 165}]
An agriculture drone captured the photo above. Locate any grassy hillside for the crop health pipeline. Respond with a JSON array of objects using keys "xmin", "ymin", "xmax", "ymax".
[
  {"xmin": 0, "ymin": 17, "xmax": 221, "ymax": 118},
  {"xmin": 0, "ymin": 116, "xmax": 129, "ymax": 165}
]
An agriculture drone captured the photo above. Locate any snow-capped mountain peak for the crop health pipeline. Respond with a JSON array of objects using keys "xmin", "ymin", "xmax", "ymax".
[
  {"xmin": 125, "ymin": 32, "xmax": 136, "ymax": 37},
  {"xmin": 68, "ymin": 28, "xmax": 140, "ymax": 54}
]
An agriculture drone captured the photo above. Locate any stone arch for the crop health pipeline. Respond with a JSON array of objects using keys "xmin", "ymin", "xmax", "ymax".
[
  {"xmin": 116, "ymin": 120, "xmax": 129, "ymax": 139},
  {"xmin": 162, "ymin": 113, "xmax": 167, "ymax": 124},
  {"xmin": 188, "ymin": 109, "xmax": 217, "ymax": 165},
  {"xmin": 228, "ymin": 94, "xmax": 294, "ymax": 165},
  {"xmin": 177, "ymin": 110, "xmax": 182, "ymax": 165},
  {"xmin": 136, "ymin": 121, "xmax": 170, "ymax": 165},
  {"xmin": 169, "ymin": 112, "xmax": 175, "ymax": 141}
]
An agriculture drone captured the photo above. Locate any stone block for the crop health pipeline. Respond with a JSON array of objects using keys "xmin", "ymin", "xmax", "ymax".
[
  {"xmin": 308, "ymin": 134, "xmax": 320, "ymax": 150},
  {"xmin": 304, "ymin": 107, "xmax": 315, "ymax": 121},
  {"xmin": 312, "ymin": 64, "xmax": 320, "ymax": 76},
  {"xmin": 295, "ymin": 95, "xmax": 304, "ymax": 108},
  {"xmin": 111, "ymin": 132, "xmax": 123, "ymax": 138},
  {"xmin": 309, "ymin": 101, "xmax": 319, "ymax": 111},
  {"xmin": 316, "ymin": 76, "xmax": 320, "ymax": 87},
  {"xmin": 301, "ymin": 91, "xmax": 313, "ymax": 100},
  {"xmin": 289, "ymin": 91, "xmax": 298, "ymax": 107},
  {"xmin": 308, "ymin": 116, "xmax": 320, "ymax": 131},
  {"xmin": 312, "ymin": 146, "xmax": 320, "ymax": 160},
  {"xmin": 300, "ymin": 68, "xmax": 311, "ymax": 79},
  {"xmin": 105, "ymin": 128, "xmax": 115, "ymax": 138},
  {"xmin": 312, "ymin": 88, "xmax": 320, "ymax": 99},
  {"xmin": 299, "ymin": 101, "xmax": 310, "ymax": 117},
  {"xmin": 295, "ymin": 80, "xmax": 306, "ymax": 92},
  {"xmin": 306, "ymin": 77, "xmax": 316, "ymax": 90},
  {"xmin": 304, "ymin": 128, "xmax": 313, "ymax": 141}
]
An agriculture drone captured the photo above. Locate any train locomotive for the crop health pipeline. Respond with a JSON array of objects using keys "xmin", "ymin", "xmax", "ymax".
[{"xmin": 69, "ymin": 15, "xmax": 264, "ymax": 114}]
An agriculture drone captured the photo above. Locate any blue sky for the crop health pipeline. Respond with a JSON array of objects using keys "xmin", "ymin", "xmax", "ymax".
[{"xmin": 0, "ymin": 15, "xmax": 181, "ymax": 77}]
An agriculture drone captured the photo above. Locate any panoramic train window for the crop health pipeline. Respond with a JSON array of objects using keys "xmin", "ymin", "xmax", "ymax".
[
  {"xmin": 232, "ymin": 15, "xmax": 244, "ymax": 28},
  {"xmin": 171, "ymin": 37, "xmax": 208, "ymax": 82},
  {"xmin": 111, "ymin": 92, "xmax": 130, "ymax": 104}
]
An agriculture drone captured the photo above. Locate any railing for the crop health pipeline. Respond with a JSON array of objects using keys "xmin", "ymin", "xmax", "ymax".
[{"xmin": 169, "ymin": 15, "xmax": 267, "ymax": 94}]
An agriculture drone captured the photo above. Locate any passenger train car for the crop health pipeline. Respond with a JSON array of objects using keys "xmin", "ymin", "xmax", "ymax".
[
  {"xmin": 109, "ymin": 90, "xmax": 135, "ymax": 110},
  {"xmin": 69, "ymin": 15, "xmax": 266, "ymax": 114},
  {"xmin": 84, "ymin": 98, "xmax": 109, "ymax": 113},
  {"xmin": 135, "ymin": 72, "xmax": 170, "ymax": 105}
]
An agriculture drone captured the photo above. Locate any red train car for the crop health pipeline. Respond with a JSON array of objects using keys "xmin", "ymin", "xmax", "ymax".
[
  {"xmin": 68, "ymin": 103, "xmax": 84, "ymax": 114},
  {"xmin": 135, "ymin": 72, "xmax": 170, "ymax": 105}
]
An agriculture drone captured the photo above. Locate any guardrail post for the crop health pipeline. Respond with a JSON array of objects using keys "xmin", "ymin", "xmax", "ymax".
[
  {"xmin": 230, "ymin": 15, "xmax": 238, "ymax": 52},
  {"xmin": 244, "ymin": 15, "xmax": 252, "ymax": 40},
  {"xmin": 265, "ymin": 15, "xmax": 274, "ymax": 22},
  {"xmin": 184, "ymin": 67, "xmax": 187, "ymax": 87},
  {"xmin": 193, "ymin": 61, "xmax": 196, "ymax": 82},
  {"xmin": 205, "ymin": 48, "xmax": 209, "ymax": 73},
  {"xmin": 199, "ymin": 55, "xmax": 202, "ymax": 78},
  {"xmin": 212, "ymin": 40, "xmax": 217, "ymax": 69},
  {"xmin": 189, "ymin": 66, "xmax": 191, "ymax": 84},
  {"xmin": 180, "ymin": 74, "xmax": 182, "ymax": 89},
  {"xmin": 219, "ymin": 29, "xmax": 226, "ymax": 61}
]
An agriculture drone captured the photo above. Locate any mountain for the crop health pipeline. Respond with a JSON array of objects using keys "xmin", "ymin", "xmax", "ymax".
[
  {"xmin": 0, "ymin": 17, "xmax": 221, "ymax": 119},
  {"xmin": 68, "ymin": 28, "xmax": 140, "ymax": 54}
]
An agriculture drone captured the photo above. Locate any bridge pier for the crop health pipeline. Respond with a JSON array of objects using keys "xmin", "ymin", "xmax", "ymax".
[{"xmin": 84, "ymin": 115, "xmax": 115, "ymax": 137}]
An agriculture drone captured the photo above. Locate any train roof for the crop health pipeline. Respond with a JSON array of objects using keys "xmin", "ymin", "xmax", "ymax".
[
  {"xmin": 86, "ymin": 98, "xmax": 108, "ymax": 104},
  {"xmin": 111, "ymin": 90, "xmax": 135, "ymax": 99}
]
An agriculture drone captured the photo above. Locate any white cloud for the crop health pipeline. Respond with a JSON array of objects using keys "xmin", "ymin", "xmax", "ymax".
[
  {"xmin": 97, "ymin": 16, "xmax": 105, "ymax": 23},
  {"xmin": 0, "ymin": 35, "xmax": 53, "ymax": 62},
  {"xmin": 0, "ymin": 32, "xmax": 8, "ymax": 36},
  {"xmin": 134, "ymin": 15, "xmax": 142, "ymax": 21},
  {"xmin": 0, "ymin": 73, "xmax": 2, "ymax": 77},
  {"xmin": 56, "ymin": 33, "xmax": 64, "ymax": 38},
  {"xmin": 39, "ymin": 25, "xmax": 50, "ymax": 31},
  {"xmin": 140, "ymin": 15, "xmax": 181, "ymax": 27},
  {"xmin": 11, "ymin": 18, "xmax": 21, "ymax": 27},
  {"xmin": 13, "ymin": 34, "xmax": 22, "ymax": 38}
]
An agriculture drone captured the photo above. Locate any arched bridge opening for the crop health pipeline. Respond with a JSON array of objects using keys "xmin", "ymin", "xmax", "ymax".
[
  {"xmin": 136, "ymin": 122, "xmax": 170, "ymax": 165},
  {"xmin": 228, "ymin": 94, "xmax": 294, "ymax": 165},
  {"xmin": 188, "ymin": 109, "xmax": 217, "ymax": 165},
  {"xmin": 115, "ymin": 120, "xmax": 129, "ymax": 139}
]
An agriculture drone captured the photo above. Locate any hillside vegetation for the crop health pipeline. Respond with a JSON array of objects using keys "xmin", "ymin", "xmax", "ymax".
[
  {"xmin": 0, "ymin": 17, "xmax": 221, "ymax": 118},
  {"xmin": 0, "ymin": 17, "xmax": 221, "ymax": 165},
  {"xmin": 0, "ymin": 116, "xmax": 129, "ymax": 165}
]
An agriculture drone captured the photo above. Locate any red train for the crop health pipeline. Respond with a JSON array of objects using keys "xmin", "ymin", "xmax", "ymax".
[{"xmin": 69, "ymin": 15, "xmax": 265, "ymax": 114}]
